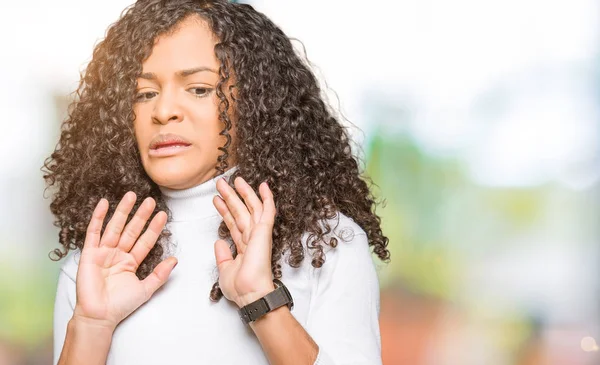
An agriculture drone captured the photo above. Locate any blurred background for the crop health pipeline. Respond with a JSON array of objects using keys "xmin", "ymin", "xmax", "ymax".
[{"xmin": 1, "ymin": 0, "xmax": 598, "ymax": 364}]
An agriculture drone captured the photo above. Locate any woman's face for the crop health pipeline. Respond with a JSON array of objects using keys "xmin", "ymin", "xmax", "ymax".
[{"xmin": 133, "ymin": 16, "xmax": 234, "ymax": 190}]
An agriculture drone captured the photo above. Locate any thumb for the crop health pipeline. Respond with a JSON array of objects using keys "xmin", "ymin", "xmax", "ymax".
[
  {"xmin": 214, "ymin": 239, "xmax": 233, "ymax": 273},
  {"xmin": 141, "ymin": 256, "xmax": 178, "ymax": 300}
]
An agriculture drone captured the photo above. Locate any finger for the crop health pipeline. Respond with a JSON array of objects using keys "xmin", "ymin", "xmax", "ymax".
[
  {"xmin": 216, "ymin": 178, "xmax": 251, "ymax": 233},
  {"xmin": 129, "ymin": 211, "xmax": 168, "ymax": 266},
  {"xmin": 234, "ymin": 177, "xmax": 263, "ymax": 223},
  {"xmin": 213, "ymin": 195, "xmax": 245, "ymax": 253},
  {"xmin": 84, "ymin": 198, "xmax": 109, "ymax": 250},
  {"xmin": 243, "ymin": 182, "xmax": 275, "ymax": 264},
  {"xmin": 99, "ymin": 192, "xmax": 137, "ymax": 248},
  {"xmin": 214, "ymin": 239, "xmax": 234, "ymax": 274},
  {"xmin": 141, "ymin": 256, "xmax": 178, "ymax": 301},
  {"xmin": 259, "ymin": 182, "xmax": 276, "ymax": 226},
  {"xmin": 117, "ymin": 197, "xmax": 156, "ymax": 253}
]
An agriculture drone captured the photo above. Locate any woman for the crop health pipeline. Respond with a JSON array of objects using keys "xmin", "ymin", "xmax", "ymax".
[{"xmin": 44, "ymin": 1, "xmax": 390, "ymax": 364}]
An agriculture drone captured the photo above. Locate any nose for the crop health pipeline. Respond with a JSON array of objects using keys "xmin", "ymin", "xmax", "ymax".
[{"xmin": 151, "ymin": 89, "xmax": 183, "ymax": 125}]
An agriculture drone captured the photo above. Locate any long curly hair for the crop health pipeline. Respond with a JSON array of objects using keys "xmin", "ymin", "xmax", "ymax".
[{"xmin": 42, "ymin": 0, "xmax": 390, "ymax": 301}]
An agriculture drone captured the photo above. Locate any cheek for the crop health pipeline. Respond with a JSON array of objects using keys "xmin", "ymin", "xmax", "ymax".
[
  {"xmin": 192, "ymin": 102, "xmax": 226, "ymax": 145},
  {"xmin": 197, "ymin": 123, "xmax": 224, "ymax": 153},
  {"xmin": 133, "ymin": 110, "xmax": 151, "ymax": 147},
  {"xmin": 132, "ymin": 121, "xmax": 144, "ymax": 149}
]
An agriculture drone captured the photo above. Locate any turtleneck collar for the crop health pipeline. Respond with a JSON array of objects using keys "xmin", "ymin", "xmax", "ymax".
[{"xmin": 159, "ymin": 166, "xmax": 238, "ymax": 222}]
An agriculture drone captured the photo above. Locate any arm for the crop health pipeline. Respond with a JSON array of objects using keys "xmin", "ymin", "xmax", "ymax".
[
  {"xmin": 304, "ymin": 232, "xmax": 382, "ymax": 365},
  {"xmin": 52, "ymin": 194, "xmax": 177, "ymax": 365},
  {"xmin": 57, "ymin": 316, "xmax": 115, "ymax": 365},
  {"xmin": 239, "ymin": 232, "xmax": 380, "ymax": 365},
  {"xmin": 248, "ymin": 305, "xmax": 319, "ymax": 365},
  {"xmin": 213, "ymin": 178, "xmax": 319, "ymax": 364},
  {"xmin": 213, "ymin": 179, "xmax": 381, "ymax": 365},
  {"xmin": 54, "ymin": 265, "xmax": 115, "ymax": 365}
]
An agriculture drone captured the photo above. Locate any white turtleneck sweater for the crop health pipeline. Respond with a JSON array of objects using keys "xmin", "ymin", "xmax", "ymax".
[{"xmin": 53, "ymin": 167, "xmax": 382, "ymax": 365}]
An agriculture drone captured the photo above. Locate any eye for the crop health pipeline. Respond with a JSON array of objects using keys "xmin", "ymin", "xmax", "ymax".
[
  {"xmin": 134, "ymin": 91, "xmax": 157, "ymax": 102},
  {"xmin": 189, "ymin": 87, "xmax": 212, "ymax": 98}
]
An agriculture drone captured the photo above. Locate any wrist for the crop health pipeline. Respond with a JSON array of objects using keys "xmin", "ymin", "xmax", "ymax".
[
  {"xmin": 70, "ymin": 314, "xmax": 117, "ymax": 335},
  {"xmin": 238, "ymin": 279, "xmax": 294, "ymax": 324},
  {"xmin": 248, "ymin": 304, "xmax": 290, "ymax": 330},
  {"xmin": 60, "ymin": 315, "xmax": 114, "ymax": 365},
  {"xmin": 236, "ymin": 282, "xmax": 276, "ymax": 308}
]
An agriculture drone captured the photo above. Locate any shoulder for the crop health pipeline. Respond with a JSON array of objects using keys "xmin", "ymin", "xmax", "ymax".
[
  {"xmin": 284, "ymin": 211, "xmax": 371, "ymax": 274},
  {"xmin": 306, "ymin": 212, "xmax": 380, "ymax": 298},
  {"xmin": 317, "ymin": 211, "xmax": 369, "ymax": 252},
  {"xmin": 59, "ymin": 249, "xmax": 81, "ymax": 282},
  {"xmin": 303, "ymin": 211, "xmax": 373, "ymax": 271}
]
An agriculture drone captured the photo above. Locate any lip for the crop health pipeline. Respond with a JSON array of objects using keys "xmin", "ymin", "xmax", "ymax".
[
  {"xmin": 149, "ymin": 133, "xmax": 192, "ymax": 157},
  {"xmin": 148, "ymin": 144, "xmax": 192, "ymax": 157}
]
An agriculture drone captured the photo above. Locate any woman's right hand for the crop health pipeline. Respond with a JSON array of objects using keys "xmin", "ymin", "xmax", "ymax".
[{"xmin": 72, "ymin": 192, "xmax": 178, "ymax": 331}]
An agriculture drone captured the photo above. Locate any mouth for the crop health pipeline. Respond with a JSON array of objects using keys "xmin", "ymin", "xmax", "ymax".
[
  {"xmin": 148, "ymin": 143, "xmax": 192, "ymax": 157},
  {"xmin": 149, "ymin": 133, "xmax": 192, "ymax": 157},
  {"xmin": 151, "ymin": 141, "xmax": 192, "ymax": 150}
]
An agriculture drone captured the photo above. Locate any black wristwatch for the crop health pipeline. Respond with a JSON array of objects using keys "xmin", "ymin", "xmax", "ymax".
[{"xmin": 238, "ymin": 279, "xmax": 294, "ymax": 324}]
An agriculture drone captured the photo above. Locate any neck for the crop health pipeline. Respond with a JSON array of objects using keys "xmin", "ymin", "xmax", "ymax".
[{"xmin": 159, "ymin": 166, "xmax": 238, "ymax": 222}]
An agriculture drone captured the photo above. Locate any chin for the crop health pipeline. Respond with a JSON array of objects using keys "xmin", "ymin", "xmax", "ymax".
[
  {"xmin": 145, "ymin": 162, "xmax": 191, "ymax": 189},
  {"xmin": 149, "ymin": 173, "xmax": 187, "ymax": 189}
]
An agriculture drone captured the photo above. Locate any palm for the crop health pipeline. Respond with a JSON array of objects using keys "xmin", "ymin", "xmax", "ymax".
[
  {"xmin": 73, "ymin": 193, "xmax": 177, "ymax": 329},
  {"xmin": 219, "ymin": 221, "xmax": 273, "ymax": 301},
  {"xmin": 213, "ymin": 178, "xmax": 277, "ymax": 307},
  {"xmin": 76, "ymin": 247, "xmax": 147, "ymax": 326}
]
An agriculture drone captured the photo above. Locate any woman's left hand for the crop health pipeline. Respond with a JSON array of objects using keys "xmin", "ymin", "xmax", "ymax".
[{"xmin": 213, "ymin": 176, "xmax": 277, "ymax": 308}]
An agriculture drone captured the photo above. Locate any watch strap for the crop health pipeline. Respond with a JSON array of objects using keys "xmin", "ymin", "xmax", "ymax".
[{"xmin": 239, "ymin": 279, "xmax": 294, "ymax": 324}]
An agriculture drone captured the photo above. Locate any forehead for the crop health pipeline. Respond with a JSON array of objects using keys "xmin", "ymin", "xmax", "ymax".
[{"xmin": 142, "ymin": 15, "xmax": 218, "ymax": 72}]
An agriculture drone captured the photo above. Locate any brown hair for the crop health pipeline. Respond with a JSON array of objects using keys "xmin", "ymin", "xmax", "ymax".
[{"xmin": 42, "ymin": 0, "xmax": 390, "ymax": 301}]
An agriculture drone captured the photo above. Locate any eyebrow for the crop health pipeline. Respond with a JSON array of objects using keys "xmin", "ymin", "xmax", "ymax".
[{"xmin": 138, "ymin": 66, "xmax": 218, "ymax": 80}]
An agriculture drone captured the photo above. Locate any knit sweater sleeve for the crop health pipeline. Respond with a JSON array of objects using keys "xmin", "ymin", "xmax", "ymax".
[
  {"xmin": 52, "ymin": 252, "xmax": 79, "ymax": 365},
  {"xmin": 305, "ymin": 228, "xmax": 383, "ymax": 365}
]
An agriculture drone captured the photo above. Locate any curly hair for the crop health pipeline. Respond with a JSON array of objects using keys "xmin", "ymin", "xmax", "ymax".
[{"xmin": 42, "ymin": 0, "xmax": 390, "ymax": 301}]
